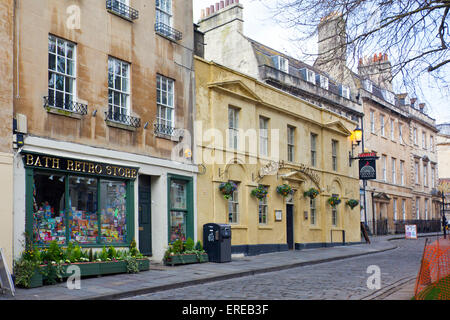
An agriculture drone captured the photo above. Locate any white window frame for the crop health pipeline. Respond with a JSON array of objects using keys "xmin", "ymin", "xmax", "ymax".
[
  {"xmin": 380, "ymin": 115, "xmax": 385, "ymax": 137},
  {"xmin": 48, "ymin": 35, "xmax": 77, "ymax": 109},
  {"xmin": 390, "ymin": 119, "xmax": 395, "ymax": 140},
  {"xmin": 400, "ymin": 160, "xmax": 405, "ymax": 186},
  {"xmin": 156, "ymin": 74, "xmax": 175, "ymax": 132},
  {"xmin": 319, "ymin": 75, "xmax": 329, "ymax": 90},
  {"xmin": 393, "ymin": 198, "xmax": 398, "ymax": 221},
  {"xmin": 305, "ymin": 69, "xmax": 315, "ymax": 84},
  {"xmin": 228, "ymin": 107, "xmax": 239, "ymax": 150},
  {"xmin": 108, "ymin": 56, "xmax": 130, "ymax": 119},
  {"xmin": 402, "ymin": 199, "xmax": 406, "ymax": 221},
  {"xmin": 156, "ymin": 0, "xmax": 172, "ymax": 27},
  {"xmin": 425, "ymin": 199, "xmax": 429, "ymax": 220},
  {"xmin": 423, "ymin": 163, "xmax": 428, "ymax": 187},
  {"xmin": 258, "ymin": 186, "xmax": 269, "ymax": 225},
  {"xmin": 310, "ymin": 197, "xmax": 316, "ymax": 225},
  {"xmin": 382, "ymin": 155, "xmax": 387, "ymax": 181},
  {"xmin": 311, "ymin": 133, "xmax": 317, "ymax": 167},
  {"xmin": 415, "ymin": 161, "xmax": 419, "ymax": 184},
  {"xmin": 287, "ymin": 126, "xmax": 295, "ymax": 162},
  {"xmin": 332, "ymin": 140, "xmax": 338, "ymax": 172},
  {"xmin": 399, "ymin": 123, "xmax": 403, "ymax": 144},
  {"xmin": 391, "ymin": 158, "xmax": 396, "ymax": 184},
  {"xmin": 370, "ymin": 111, "xmax": 375, "ymax": 134},
  {"xmin": 259, "ymin": 117, "xmax": 269, "ymax": 157},
  {"xmin": 341, "ymin": 85, "xmax": 350, "ymax": 99},
  {"xmin": 228, "ymin": 182, "xmax": 239, "ymax": 224}
]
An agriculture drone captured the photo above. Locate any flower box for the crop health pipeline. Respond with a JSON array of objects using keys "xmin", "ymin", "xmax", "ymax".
[
  {"xmin": 164, "ymin": 253, "xmax": 209, "ymax": 266},
  {"xmin": 21, "ymin": 259, "xmax": 150, "ymax": 288}
]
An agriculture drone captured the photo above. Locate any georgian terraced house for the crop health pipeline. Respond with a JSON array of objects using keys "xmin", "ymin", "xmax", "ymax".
[{"xmin": 7, "ymin": 0, "xmax": 198, "ymax": 265}]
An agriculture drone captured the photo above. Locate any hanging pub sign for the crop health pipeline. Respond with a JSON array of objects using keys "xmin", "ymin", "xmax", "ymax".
[
  {"xmin": 358, "ymin": 152, "xmax": 378, "ymax": 180},
  {"xmin": 22, "ymin": 152, "xmax": 138, "ymax": 180}
]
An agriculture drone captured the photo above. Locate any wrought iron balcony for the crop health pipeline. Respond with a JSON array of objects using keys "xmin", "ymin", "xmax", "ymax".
[
  {"xmin": 155, "ymin": 22, "xmax": 183, "ymax": 41},
  {"xmin": 106, "ymin": 0, "xmax": 139, "ymax": 21},
  {"xmin": 43, "ymin": 96, "xmax": 88, "ymax": 115},
  {"xmin": 154, "ymin": 123, "xmax": 175, "ymax": 136},
  {"xmin": 105, "ymin": 110, "xmax": 141, "ymax": 128}
]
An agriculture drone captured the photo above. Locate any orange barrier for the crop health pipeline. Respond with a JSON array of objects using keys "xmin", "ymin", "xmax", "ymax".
[{"xmin": 414, "ymin": 237, "xmax": 450, "ymax": 300}]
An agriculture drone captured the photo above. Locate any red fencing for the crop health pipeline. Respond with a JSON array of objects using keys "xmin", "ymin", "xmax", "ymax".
[{"xmin": 414, "ymin": 237, "xmax": 450, "ymax": 300}]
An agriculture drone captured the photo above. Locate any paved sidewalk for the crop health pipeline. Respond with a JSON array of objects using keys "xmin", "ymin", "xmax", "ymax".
[{"xmin": 0, "ymin": 234, "xmax": 435, "ymax": 300}]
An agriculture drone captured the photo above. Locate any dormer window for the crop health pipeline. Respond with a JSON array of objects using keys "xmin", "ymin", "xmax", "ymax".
[
  {"xmin": 363, "ymin": 79, "xmax": 372, "ymax": 93},
  {"xmin": 340, "ymin": 85, "xmax": 350, "ymax": 99},
  {"xmin": 272, "ymin": 55, "xmax": 289, "ymax": 73},
  {"xmin": 316, "ymin": 74, "xmax": 329, "ymax": 90},
  {"xmin": 300, "ymin": 68, "xmax": 315, "ymax": 84},
  {"xmin": 383, "ymin": 89, "xmax": 395, "ymax": 105}
]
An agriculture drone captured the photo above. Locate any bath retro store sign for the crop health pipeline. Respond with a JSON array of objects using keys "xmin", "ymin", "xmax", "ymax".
[
  {"xmin": 358, "ymin": 152, "xmax": 378, "ymax": 180},
  {"xmin": 22, "ymin": 152, "xmax": 138, "ymax": 179}
]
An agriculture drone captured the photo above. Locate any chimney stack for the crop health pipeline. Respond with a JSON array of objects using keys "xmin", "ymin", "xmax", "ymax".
[
  {"xmin": 358, "ymin": 52, "xmax": 393, "ymax": 91},
  {"xmin": 197, "ymin": 0, "xmax": 244, "ymax": 34}
]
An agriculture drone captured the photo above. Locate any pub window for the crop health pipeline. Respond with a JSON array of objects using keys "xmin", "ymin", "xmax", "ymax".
[
  {"xmin": 258, "ymin": 186, "xmax": 269, "ymax": 224},
  {"xmin": 228, "ymin": 182, "xmax": 239, "ymax": 224}
]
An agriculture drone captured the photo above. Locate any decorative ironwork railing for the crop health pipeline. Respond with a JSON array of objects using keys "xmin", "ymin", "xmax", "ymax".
[
  {"xmin": 43, "ymin": 96, "xmax": 88, "ymax": 115},
  {"xmin": 105, "ymin": 110, "xmax": 141, "ymax": 128},
  {"xmin": 155, "ymin": 22, "xmax": 183, "ymax": 41},
  {"xmin": 154, "ymin": 123, "xmax": 175, "ymax": 136},
  {"xmin": 106, "ymin": 0, "xmax": 139, "ymax": 21}
]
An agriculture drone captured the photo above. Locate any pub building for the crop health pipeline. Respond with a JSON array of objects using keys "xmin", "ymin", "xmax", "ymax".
[{"xmin": 14, "ymin": 143, "xmax": 197, "ymax": 263}]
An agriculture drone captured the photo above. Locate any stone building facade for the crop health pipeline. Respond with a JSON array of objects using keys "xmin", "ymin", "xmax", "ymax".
[
  {"xmin": 196, "ymin": 1, "xmax": 363, "ymax": 253},
  {"xmin": 316, "ymin": 12, "xmax": 441, "ymax": 234},
  {"xmin": 10, "ymin": 0, "xmax": 197, "ymax": 263},
  {"xmin": 0, "ymin": 0, "xmax": 15, "ymax": 270}
]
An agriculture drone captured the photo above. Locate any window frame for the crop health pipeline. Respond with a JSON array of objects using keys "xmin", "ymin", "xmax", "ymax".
[
  {"xmin": 331, "ymin": 139, "xmax": 338, "ymax": 172},
  {"xmin": 48, "ymin": 35, "xmax": 77, "ymax": 110},
  {"xmin": 228, "ymin": 182, "xmax": 239, "ymax": 224},
  {"xmin": 228, "ymin": 107, "xmax": 239, "ymax": 150},
  {"xmin": 259, "ymin": 116, "xmax": 269, "ymax": 157},
  {"xmin": 311, "ymin": 133, "xmax": 318, "ymax": 167},
  {"xmin": 287, "ymin": 126, "xmax": 295, "ymax": 162},
  {"xmin": 108, "ymin": 56, "xmax": 130, "ymax": 120},
  {"xmin": 156, "ymin": 74, "xmax": 175, "ymax": 133}
]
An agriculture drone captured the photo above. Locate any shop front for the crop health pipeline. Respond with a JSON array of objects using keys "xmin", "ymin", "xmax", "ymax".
[{"xmin": 23, "ymin": 152, "xmax": 137, "ymax": 247}]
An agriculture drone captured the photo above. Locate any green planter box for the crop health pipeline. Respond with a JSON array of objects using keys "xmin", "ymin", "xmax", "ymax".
[
  {"xmin": 22, "ymin": 259, "xmax": 151, "ymax": 289},
  {"xmin": 137, "ymin": 258, "xmax": 150, "ymax": 271},
  {"xmin": 164, "ymin": 253, "xmax": 209, "ymax": 266}
]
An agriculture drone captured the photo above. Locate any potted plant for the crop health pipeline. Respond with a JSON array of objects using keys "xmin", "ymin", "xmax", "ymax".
[
  {"xmin": 251, "ymin": 185, "xmax": 268, "ymax": 200},
  {"xmin": 219, "ymin": 181, "xmax": 237, "ymax": 200},
  {"xmin": 304, "ymin": 187, "xmax": 320, "ymax": 199},
  {"xmin": 276, "ymin": 184, "xmax": 292, "ymax": 197},
  {"xmin": 328, "ymin": 195, "xmax": 341, "ymax": 207},
  {"xmin": 346, "ymin": 199, "xmax": 359, "ymax": 210}
]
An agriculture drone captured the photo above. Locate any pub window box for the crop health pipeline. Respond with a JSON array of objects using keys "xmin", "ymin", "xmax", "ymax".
[{"xmin": 106, "ymin": 0, "xmax": 139, "ymax": 22}]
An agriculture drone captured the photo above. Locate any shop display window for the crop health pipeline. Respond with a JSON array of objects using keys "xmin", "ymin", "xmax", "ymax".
[
  {"xmin": 31, "ymin": 171, "xmax": 129, "ymax": 246},
  {"xmin": 68, "ymin": 176, "xmax": 98, "ymax": 244},
  {"xmin": 32, "ymin": 172, "xmax": 66, "ymax": 245},
  {"xmin": 100, "ymin": 180, "xmax": 127, "ymax": 243}
]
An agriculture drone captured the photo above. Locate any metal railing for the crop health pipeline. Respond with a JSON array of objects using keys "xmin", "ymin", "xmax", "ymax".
[
  {"xmin": 154, "ymin": 123, "xmax": 175, "ymax": 136},
  {"xmin": 394, "ymin": 219, "xmax": 442, "ymax": 234},
  {"xmin": 105, "ymin": 110, "xmax": 141, "ymax": 128},
  {"xmin": 106, "ymin": 0, "xmax": 139, "ymax": 21},
  {"xmin": 43, "ymin": 96, "xmax": 88, "ymax": 115},
  {"xmin": 155, "ymin": 22, "xmax": 183, "ymax": 41}
]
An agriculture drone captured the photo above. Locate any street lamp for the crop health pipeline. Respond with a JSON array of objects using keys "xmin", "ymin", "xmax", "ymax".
[{"xmin": 349, "ymin": 126, "xmax": 362, "ymax": 167}]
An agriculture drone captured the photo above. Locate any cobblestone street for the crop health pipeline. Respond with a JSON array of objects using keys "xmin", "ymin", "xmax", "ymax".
[{"xmin": 126, "ymin": 238, "xmax": 428, "ymax": 300}]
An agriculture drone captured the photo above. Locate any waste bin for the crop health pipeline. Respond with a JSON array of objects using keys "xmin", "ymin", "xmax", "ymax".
[{"xmin": 203, "ymin": 223, "xmax": 232, "ymax": 263}]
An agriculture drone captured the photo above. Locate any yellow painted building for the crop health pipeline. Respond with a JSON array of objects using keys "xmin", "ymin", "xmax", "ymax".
[{"xmin": 195, "ymin": 57, "xmax": 362, "ymax": 255}]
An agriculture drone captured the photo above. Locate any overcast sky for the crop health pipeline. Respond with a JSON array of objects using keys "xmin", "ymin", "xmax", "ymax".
[{"xmin": 193, "ymin": 0, "xmax": 450, "ymax": 124}]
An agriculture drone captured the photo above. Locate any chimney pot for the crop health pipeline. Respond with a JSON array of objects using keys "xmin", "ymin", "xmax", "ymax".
[
  {"xmin": 210, "ymin": 5, "xmax": 214, "ymax": 14},
  {"xmin": 201, "ymin": 9, "xmax": 205, "ymax": 18},
  {"xmin": 215, "ymin": 2, "xmax": 219, "ymax": 11},
  {"xmin": 236, "ymin": 0, "xmax": 239, "ymax": 3},
  {"xmin": 220, "ymin": 1, "xmax": 224, "ymax": 9},
  {"xmin": 206, "ymin": 7, "xmax": 210, "ymax": 15}
]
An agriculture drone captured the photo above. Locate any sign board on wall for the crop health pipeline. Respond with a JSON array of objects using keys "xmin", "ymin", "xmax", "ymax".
[
  {"xmin": 358, "ymin": 153, "xmax": 378, "ymax": 180},
  {"xmin": 0, "ymin": 248, "xmax": 15, "ymax": 296},
  {"xmin": 405, "ymin": 225, "xmax": 418, "ymax": 239}
]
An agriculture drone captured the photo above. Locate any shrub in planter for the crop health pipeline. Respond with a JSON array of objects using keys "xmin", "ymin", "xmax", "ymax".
[
  {"xmin": 276, "ymin": 184, "xmax": 292, "ymax": 197},
  {"xmin": 251, "ymin": 185, "xmax": 268, "ymax": 200},
  {"xmin": 219, "ymin": 182, "xmax": 237, "ymax": 200},
  {"xmin": 346, "ymin": 199, "xmax": 359, "ymax": 210},
  {"xmin": 328, "ymin": 196, "xmax": 341, "ymax": 207},
  {"xmin": 164, "ymin": 237, "xmax": 208, "ymax": 266},
  {"xmin": 304, "ymin": 187, "xmax": 320, "ymax": 199}
]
